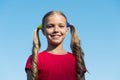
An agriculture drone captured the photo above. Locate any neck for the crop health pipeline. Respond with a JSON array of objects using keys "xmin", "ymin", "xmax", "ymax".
[{"xmin": 46, "ymin": 43, "xmax": 66, "ymax": 54}]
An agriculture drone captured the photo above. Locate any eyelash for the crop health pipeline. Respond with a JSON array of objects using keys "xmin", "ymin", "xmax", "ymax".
[
  {"xmin": 46, "ymin": 25, "xmax": 65, "ymax": 28},
  {"xmin": 46, "ymin": 25, "xmax": 53, "ymax": 28},
  {"xmin": 59, "ymin": 25, "xmax": 64, "ymax": 28}
]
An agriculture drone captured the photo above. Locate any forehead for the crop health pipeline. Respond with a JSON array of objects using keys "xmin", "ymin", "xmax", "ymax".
[{"xmin": 45, "ymin": 14, "xmax": 66, "ymax": 23}]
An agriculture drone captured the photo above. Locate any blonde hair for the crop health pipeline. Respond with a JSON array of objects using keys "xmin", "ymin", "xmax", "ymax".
[
  {"xmin": 26, "ymin": 10, "xmax": 86, "ymax": 80},
  {"xmin": 70, "ymin": 24, "xmax": 86, "ymax": 80},
  {"xmin": 26, "ymin": 28, "xmax": 40, "ymax": 80}
]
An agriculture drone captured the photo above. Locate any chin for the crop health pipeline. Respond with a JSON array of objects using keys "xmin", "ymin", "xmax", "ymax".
[
  {"xmin": 51, "ymin": 41, "xmax": 61, "ymax": 45},
  {"xmin": 50, "ymin": 41, "xmax": 62, "ymax": 46}
]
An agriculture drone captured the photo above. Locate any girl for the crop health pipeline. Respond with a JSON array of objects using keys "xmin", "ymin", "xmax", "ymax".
[{"xmin": 25, "ymin": 10, "xmax": 87, "ymax": 80}]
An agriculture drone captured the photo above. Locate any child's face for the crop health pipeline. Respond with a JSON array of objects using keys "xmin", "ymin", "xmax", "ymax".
[{"xmin": 43, "ymin": 14, "xmax": 68, "ymax": 46}]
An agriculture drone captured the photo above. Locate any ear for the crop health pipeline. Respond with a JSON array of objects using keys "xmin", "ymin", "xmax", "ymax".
[
  {"xmin": 41, "ymin": 28, "xmax": 45, "ymax": 35},
  {"xmin": 65, "ymin": 27, "xmax": 69, "ymax": 35}
]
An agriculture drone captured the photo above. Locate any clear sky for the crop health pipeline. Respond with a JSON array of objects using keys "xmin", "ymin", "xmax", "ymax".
[{"xmin": 0, "ymin": 0, "xmax": 120, "ymax": 80}]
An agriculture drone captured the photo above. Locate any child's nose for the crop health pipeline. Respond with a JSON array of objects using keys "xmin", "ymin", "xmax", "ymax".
[{"xmin": 53, "ymin": 26, "xmax": 59, "ymax": 32}]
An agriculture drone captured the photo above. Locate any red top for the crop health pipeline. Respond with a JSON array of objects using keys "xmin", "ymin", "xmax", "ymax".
[{"xmin": 25, "ymin": 50, "xmax": 77, "ymax": 80}]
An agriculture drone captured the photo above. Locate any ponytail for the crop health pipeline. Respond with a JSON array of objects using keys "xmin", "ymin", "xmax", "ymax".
[
  {"xmin": 27, "ymin": 28, "xmax": 41, "ymax": 80},
  {"xmin": 70, "ymin": 24, "xmax": 87, "ymax": 80}
]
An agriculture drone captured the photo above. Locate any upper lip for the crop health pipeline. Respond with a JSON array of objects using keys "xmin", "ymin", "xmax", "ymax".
[{"xmin": 51, "ymin": 34, "xmax": 61, "ymax": 37}]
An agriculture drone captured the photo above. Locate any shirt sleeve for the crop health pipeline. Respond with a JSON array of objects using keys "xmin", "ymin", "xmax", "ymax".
[{"xmin": 25, "ymin": 55, "xmax": 32, "ymax": 72}]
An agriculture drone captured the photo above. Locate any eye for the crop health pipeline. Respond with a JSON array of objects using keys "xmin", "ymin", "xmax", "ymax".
[
  {"xmin": 46, "ymin": 24, "xmax": 54, "ymax": 28},
  {"xmin": 59, "ymin": 25, "xmax": 65, "ymax": 28}
]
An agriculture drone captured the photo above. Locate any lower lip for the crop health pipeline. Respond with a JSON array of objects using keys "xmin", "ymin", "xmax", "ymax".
[{"xmin": 52, "ymin": 35, "xmax": 60, "ymax": 39}]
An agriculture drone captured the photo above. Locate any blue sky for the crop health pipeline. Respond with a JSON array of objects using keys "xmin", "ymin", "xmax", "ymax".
[{"xmin": 0, "ymin": 0, "xmax": 120, "ymax": 80}]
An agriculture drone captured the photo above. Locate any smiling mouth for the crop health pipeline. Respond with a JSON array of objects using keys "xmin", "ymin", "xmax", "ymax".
[{"xmin": 51, "ymin": 35, "xmax": 61, "ymax": 39}]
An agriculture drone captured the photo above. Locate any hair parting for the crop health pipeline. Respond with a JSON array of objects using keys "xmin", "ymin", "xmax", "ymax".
[{"xmin": 70, "ymin": 24, "xmax": 87, "ymax": 80}]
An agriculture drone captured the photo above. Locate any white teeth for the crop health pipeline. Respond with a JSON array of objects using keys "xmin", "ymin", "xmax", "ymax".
[{"xmin": 51, "ymin": 35, "xmax": 60, "ymax": 39}]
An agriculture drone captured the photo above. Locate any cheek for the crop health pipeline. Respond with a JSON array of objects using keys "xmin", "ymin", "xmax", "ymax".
[
  {"xmin": 63, "ymin": 28, "xmax": 68, "ymax": 35},
  {"xmin": 43, "ymin": 29, "xmax": 52, "ymax": 36}
]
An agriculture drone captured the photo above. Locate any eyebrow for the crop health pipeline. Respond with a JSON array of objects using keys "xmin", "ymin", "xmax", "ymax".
[{"xmin": 46, "ymin": 23, "xmax": 66, "ymax": 25}]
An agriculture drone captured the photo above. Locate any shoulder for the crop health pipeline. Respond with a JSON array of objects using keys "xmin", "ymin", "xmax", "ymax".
[
  {"xmin": 67, "ymin": 52, "xmax": 76, "ymax": 59},
  {"xmin": 67, "ymin": 52, "xmax": 74, "ymax": 56},
  {"xmin": 37, "ymin": 50, "xmax": 50, "ymax": 59},
  {"xmin": 26, "ymin": 50, "xmax": 46, "ymax": 58},
  {"xmin": 38, "ymin": 50, "xmax": 47, "ymax": 56}
]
